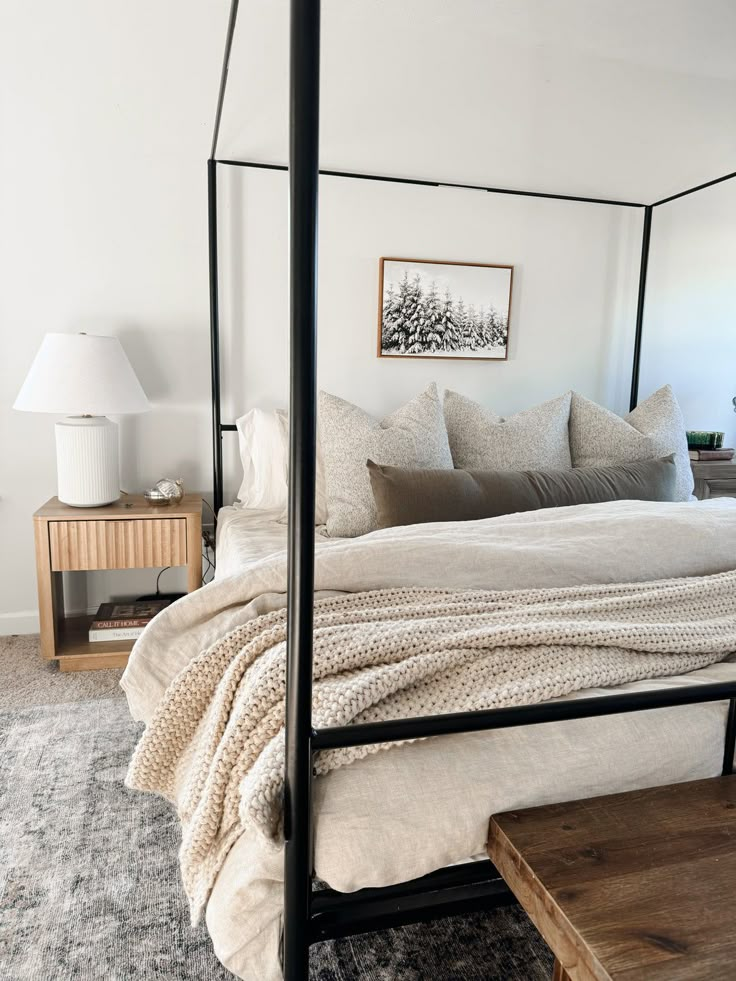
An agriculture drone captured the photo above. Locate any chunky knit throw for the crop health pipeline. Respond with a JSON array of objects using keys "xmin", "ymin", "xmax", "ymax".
[{"xmin": 126, "ymin": 570, "xmax": 736, "ymax": 922}]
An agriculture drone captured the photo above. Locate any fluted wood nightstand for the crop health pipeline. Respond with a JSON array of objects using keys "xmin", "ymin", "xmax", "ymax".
[{"xmin": 33, "ymin": 494, "xmax": 202, "ymax": 671}]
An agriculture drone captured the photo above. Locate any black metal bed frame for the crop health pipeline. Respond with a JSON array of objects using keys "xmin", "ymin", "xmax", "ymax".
[{"xmin": 205, "ymin": 3, "xmax": 736, "ymax": 977}]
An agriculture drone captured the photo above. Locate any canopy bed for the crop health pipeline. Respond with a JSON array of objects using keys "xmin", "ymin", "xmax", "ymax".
[{"xmin": 125, "ymin": 3, "xmax": 736, "ymax": 979}]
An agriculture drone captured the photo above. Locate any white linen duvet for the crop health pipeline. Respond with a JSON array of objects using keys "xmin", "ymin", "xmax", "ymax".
[{"xmin": 122, "ymin": 499, "xmax": 736, "ymax": 981}]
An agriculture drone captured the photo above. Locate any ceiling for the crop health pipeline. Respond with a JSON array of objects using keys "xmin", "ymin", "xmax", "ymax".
[{"xmin": 216, "ymin": 0, "xmax": 736, "ymax": 202}]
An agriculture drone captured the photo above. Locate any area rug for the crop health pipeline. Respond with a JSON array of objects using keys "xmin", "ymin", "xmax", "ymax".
[{"xmin": 0, "ymin": 641, "xmax": 553, "ymax": 980}]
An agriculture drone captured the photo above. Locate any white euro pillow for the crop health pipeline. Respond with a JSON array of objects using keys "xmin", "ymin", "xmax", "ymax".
[
  {"xmin": 235, "ymin": 408, "xmax": 289, "ymax": 509},
  {"xmin": 236, "ymin": 408, "xmax": 329, "ymax": 523}
]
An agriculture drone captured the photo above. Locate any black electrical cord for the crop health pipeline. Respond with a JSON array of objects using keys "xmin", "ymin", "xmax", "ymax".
[
  {"xmin": 202, "ymin": 498, "xmax": 217, "ymax": 529},
  {"xmin": 201, "ymin": 499, "xmax": 217, "ymax": 574},
  {"xmin": 201, "ymin": 547, "xmax": 215, "ymax": 585},
  {"xmin": 155, "ymin": 567, "xmax": 170, "ymax": 594}
]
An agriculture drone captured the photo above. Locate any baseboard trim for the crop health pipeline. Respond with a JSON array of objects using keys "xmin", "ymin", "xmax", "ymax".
[
  {"xmin": 0, "ymin": 610, "xmax": 40, "ymax": 636},
  {"xmin": 0, "ymin": 607, "xmax": 103, "ymax": 636}
]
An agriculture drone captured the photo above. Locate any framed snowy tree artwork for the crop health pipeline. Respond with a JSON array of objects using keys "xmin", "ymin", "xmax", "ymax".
[{"xmin": 378, "ymin": 257, "xmax": 513, "ymax": 361}]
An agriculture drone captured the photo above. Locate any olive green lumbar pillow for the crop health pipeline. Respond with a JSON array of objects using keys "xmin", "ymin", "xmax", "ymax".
[{"xmin": 367, "ymin": 455, "xmax": 677, "ymax": 530}]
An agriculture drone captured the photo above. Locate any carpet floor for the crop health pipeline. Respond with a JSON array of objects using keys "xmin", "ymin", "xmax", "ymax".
[
  {"xmin": 0, "ymin": 636, "xmax": 553, "ymax": 980},
  {"xmin": 0, "ymin": 633, "xmax": 124, "ymax": 710}
]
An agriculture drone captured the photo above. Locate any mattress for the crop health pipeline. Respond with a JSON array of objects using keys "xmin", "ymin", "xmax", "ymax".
[
  {"xmin": 122, "ymin": 499, "xmax": 736, "ymax": 980},
  {"xmin": 207, "ymin": 658, "xmax": 736, "ymax": 981},
  {"xmin": 215, "ymin": 505, "xmax": 337, "ymax": 580}
]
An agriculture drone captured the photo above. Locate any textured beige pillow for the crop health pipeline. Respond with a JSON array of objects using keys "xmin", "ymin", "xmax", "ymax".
[
  {"xmin": 319, "ymin": 383, "xmax": 453, "ymax": 537},
  {"xmin": 569, "ymin": 385, "xmax": 693, "ymax": 501},
  {"xmin": 443, "ymin": 391, "xmax": 572, "ymax": 471}
]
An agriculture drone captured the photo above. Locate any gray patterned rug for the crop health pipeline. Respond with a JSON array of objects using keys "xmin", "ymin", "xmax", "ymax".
[{"xmin": 0, "ymin": 693, "xmax": 552, "ymax": 980}]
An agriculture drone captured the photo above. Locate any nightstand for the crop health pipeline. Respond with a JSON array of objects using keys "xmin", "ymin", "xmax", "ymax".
[
  {"xmin": 33, "ymin": 494, "xmax": 203, "ymax": 672},
  {"xmin": 691, "ymin": 460, "xmax": 736, "ymax": 500}
]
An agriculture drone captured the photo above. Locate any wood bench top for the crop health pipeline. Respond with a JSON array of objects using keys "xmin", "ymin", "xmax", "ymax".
[{"xmin": 488, "ymin": 776, "xmax": 736, "ymax": 980}]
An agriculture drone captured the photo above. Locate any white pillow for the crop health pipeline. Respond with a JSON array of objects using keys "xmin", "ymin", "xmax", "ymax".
[
  {"xmin": 278, "ymin": 425, "xmax": 329, "ymax": 526},
  {"xmin": 569, "ymin": 385, "xmax": 693, "ymax": 501},
  {"xmin": 320, "ymin": 383, "xmax": 453, "ymax": 538},
  {"xmin": 236, "ymin": 407, "xmax": 329, "ymax": 523},
  {"xmin": 235, "ymin": 408, "xmax": 289, "ymax": 509},
  {"xmin": 443, "ymin": 390, "xmax": 572, "ymax": 471}
]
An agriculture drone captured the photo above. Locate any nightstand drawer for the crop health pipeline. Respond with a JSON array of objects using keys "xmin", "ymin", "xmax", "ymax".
[{"xmin": 49, "ymin": 519, "xmax": 187, "ymax": 571}]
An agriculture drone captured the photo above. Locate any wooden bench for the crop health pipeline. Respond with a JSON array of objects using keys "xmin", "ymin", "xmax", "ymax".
[{"xmin": 488, "ymin": 776, "xmax": 736, "ymax": 980}]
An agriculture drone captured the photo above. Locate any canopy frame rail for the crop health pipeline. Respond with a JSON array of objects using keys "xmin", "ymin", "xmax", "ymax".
[
  {"xmin": 283, "ymin": 682, "xmax": 736, "ymax": 977},
  {"xmin": 207, "ymin": 149, "xmax": 736, "ymax": 510}
]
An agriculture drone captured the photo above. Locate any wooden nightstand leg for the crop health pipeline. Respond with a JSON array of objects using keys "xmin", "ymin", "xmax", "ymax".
[
  {"xmin": 186, "ymin": 514, "xmax": 202, "ymax": 592},
  {"xmin": 552, "ymin": 959, "xmax": 571, "ymax": 981},
  {"xmin": 34, "ymin": 518, "xmax": 58, "ymax": 659}
]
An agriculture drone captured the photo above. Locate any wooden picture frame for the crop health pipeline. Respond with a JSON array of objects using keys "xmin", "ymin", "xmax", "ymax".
[{"xmin": 377, "ymin": 257, "xmax": 514, "ymax": 362}]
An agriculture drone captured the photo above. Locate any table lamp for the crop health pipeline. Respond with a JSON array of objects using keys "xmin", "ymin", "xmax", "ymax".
[{"xmin": 14, "ymin": 332, "xmax": 151, "ymax": 507}]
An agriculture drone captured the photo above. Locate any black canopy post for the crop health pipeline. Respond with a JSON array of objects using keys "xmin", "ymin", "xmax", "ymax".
[
  {"xmin": 202, "ymin": 5, "xmax": 736, "ymax": 954},
  {"xmin": 210, "ymin": 0, "xmax": 240, "ymax": 160},
  {"xmin": 207, "ymin": 0, "xmax": 241, "ymax": 516},
  {"xmin": 207, "ymin": 159, "xmax": 224, "ymax": 514},
  {"xmin": 283, "ymin": 0, "xmax": 321, "ymax": 978},
  {"xmin": 629, "ymin": 204, "xmax": 653, "ymax": 411}
]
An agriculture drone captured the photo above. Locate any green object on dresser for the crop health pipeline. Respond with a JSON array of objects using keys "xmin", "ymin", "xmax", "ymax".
[{"xmin": 687, "ymin": 430, "xmax": 725, "ymax": 450}]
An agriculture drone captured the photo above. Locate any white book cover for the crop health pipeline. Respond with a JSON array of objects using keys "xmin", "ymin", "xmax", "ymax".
[{"xmin": 88, "ymin": 626, "xmax": 145, "ymax": 642}]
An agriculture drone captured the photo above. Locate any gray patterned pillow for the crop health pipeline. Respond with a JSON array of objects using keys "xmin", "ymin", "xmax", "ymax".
[
  {"xmin": 569, "ymin": 385, "xmax": 693, "ymax": 501},
  {"xmin": 443, "ymin": 390, "xmax": 572, "ymax": 471},
  {"xmin": 319, "ymin": 383, "xmax": 453, "ymax": 537}
]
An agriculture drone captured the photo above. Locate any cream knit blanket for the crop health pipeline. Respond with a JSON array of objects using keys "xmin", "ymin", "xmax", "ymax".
[{"xmin": 126, "ymin": 570, "xmax": 736, "ymax": 921}]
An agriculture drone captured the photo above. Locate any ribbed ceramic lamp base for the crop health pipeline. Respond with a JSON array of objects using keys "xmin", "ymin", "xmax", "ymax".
[{"xmin": 55, "ymin": 417, "xmax": 120, "ymax": 507}]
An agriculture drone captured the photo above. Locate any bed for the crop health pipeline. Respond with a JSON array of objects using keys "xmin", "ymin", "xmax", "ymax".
[
  {"xmin": 214, "ymin": 505, "xmax": 336, "ymax": 581},
  {"xmin": 124, "ymin": 3, "xmax": 736, "ymax": 978},
  {"xmin": 123, "ymin": 498, "xmax": 736, "ymax": 981}
]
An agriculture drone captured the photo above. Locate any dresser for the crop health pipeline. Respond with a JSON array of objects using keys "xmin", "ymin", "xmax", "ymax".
[{"xmin": 691, "ymin": 460, "xmax": 736, "ymax": 501}]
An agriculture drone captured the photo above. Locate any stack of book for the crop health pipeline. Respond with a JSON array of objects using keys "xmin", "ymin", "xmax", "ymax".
[
  {"xmin": 88, "ymin": 600, "xmax": 171, "ymax": 642},
  {"xmin": 688, "ymin": 448, "xmax": 734, "ymax": 462}
]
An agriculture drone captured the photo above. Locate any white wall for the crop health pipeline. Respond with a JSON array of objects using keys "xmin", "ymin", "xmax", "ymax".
[
  {"xmin": 0, "ymin": 1, "xmax": 226, "ymax": 632},
  {"xmin": 3, "ymin": 1, "xmax": 729, "ymax": 635},
  {"xmin": 218, "ymin": 167, "xmax": 642, "ymax": 503},
  {"xmin": 640, "ymin": 180, "xmax": 736, "ymax": 444}
]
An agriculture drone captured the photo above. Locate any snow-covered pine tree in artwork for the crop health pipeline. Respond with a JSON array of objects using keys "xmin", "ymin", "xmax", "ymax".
[
  {"xmin": 381, "ymin": 283, "xmax": 396, "ymax": 350},
  {"xmin": 420, "ymin": 281, "xmax": 445, "ymax": 352},
  {"xmin": 464, "ymin": 303, "xmax": 479, "ymax": 349},
  {"xmin": 441, "ymin": 289, "xmax": 461, "ymax": 351},
  {"xmin": 493, "ymin": 308, "xmax": 509, "ymax": 347},
  {"xmin": 404, "ymin": 275, "xmax": 429, "ymax": 353},
  {"xmin": 480, "ymin": 306, "xmax": 499, "ymax": 348},
  {"xmin": 380, "ymin": 262, "xmax": 510, "ymax": 357},
  {"xmin": 382, "ymin": 271, "xmax": 412, "ymax": 352},
  {"xmin": 451, "ymin": 297, "xmax": 467, "ymax": 351}
]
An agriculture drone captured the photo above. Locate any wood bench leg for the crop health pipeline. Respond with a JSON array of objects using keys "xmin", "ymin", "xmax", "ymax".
[{"xmin": 552, "ymin": 959, "xmax": 571, "ymax": 981}]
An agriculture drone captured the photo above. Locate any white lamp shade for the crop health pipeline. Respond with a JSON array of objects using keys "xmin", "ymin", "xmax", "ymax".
[{"xmin": 13, "ymin": 332, "xmax": 151, "ymax": 415}]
